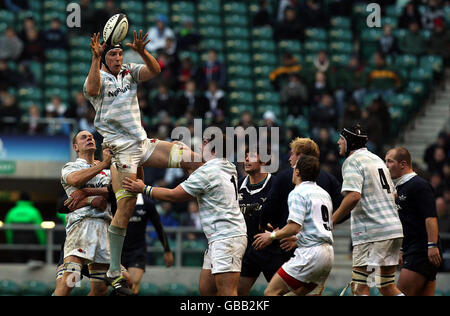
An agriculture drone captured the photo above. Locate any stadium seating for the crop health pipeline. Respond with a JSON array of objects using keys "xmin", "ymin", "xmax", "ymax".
[
  {"xmin": 20, "ymin": 280, "xmax": 51, "ymax": 296},
  {"xmin": 160, "ymin": 283, "xmax": 188, "ymax": 296},
  {"xmin": 139, "ymin": 282, "xmax": 160, "ymax": 296},
  {"xmin": 0, "ymin": 280, "xmax": 21, "ymax": 296}
]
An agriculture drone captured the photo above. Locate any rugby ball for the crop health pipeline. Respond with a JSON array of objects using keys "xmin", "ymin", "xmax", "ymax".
[{"xmin": 103, "ymin": 13, "xmax": 129, "ymax": 46}]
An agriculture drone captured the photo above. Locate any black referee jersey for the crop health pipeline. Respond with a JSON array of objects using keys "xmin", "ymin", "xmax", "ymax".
[
  {"xmin": 260, "ymin": 167, "xmax": 343, "ymax": 230},
  {"xmin": 395, "ymin": 174, "xmax": 440, "ymax": 255}
]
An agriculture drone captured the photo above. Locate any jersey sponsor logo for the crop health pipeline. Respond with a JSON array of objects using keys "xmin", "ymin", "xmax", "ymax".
[
  {"xmin": 136, "ymin": 209, "xmax": 146, "ymax": 216},
  {"xmin": 398, "ymin": 194, "xmax": 407, "ymax": 201},
  {"xmin": 107, "ymin": 84, "xmax": 131, "ymax": 97},
  {"xmin": 129, "ymin": 216, "xmax": 141, "ymax": 222}
]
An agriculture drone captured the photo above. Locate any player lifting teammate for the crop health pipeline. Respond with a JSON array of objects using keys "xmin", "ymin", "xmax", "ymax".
[{"xmin": 84, "ymin": 31, "xmax": 201, "ymax": 295}]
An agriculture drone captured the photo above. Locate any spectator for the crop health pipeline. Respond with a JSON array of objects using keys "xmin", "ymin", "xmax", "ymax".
[
  {"xmin": 150, "ymin": 82, "xmax": 177, "ymax": 117},
  {"xmin": 179, "ymin": 201, "xmax": 203, "ymax": 240},
  {"xmin": 205, "ymin": 80, "xmax": 226, "ymax": 118},
  {"xmin": 200, "ymin": 49, "xmax": 226, "ymax": 90},
  {"xmin": 176, "ymin": 17, "xmax": 201, "ymax": 51},
  {"xmin": 315, "ymin": 127, "xmax": 340, "ymax": 177},
  {"xmin": 366, "ymin": 52, "xmax": 402, "ymax": 100},
  {"xmin": 430, "ymin": 173, "xmax": 445, "ymax": 197},
  {"xmin": 310, "ymin": 93, "xmax": 338, "ymax": 138},
  {"xmin": 312, "ymin": 50, "xmax": 330, "ymax": 73},
  {"xmin": 19, "ymin": 21, "xmax": 45, "ymax": 62},
  {"xmin": 436, "ymin": 197, "xmax": 450, "ymax": 234},
  {"xmin": 299, "ymin": 0, "xmax": 329, "ymax": 29},
  {"xmin": 176, "ymin": 80, "xmax": 208, "ymax": 118},
  {"xmin": 269, "ymin": 53, "xmax": 302, "ymax": 90},
  {"xmin": 424, "ymin": 131, "xmax": 449, "ymax": 168},
  {"xmin": 362, "ymin": 97, "xmax": 391, "ymax": 154},
  {"xmin": 274, "ymin": 6, "xmax": 304, "ymax": 41},
  {"xmin": 309, "ymin": 71, "xmax": 330, "ymax": 104},
  {"xmin": 146, "ymin": 14, "xmax": 175, "ymax": 53},
  {"xmin": 45, "ymin": 96, "xmax": 70, "ymax": 135},
  {"xmin": 78, "ymin": 106, "xmax": 96, "ymax": 134},
  {"xmin": 399, "ymin": 20, "xmax": 428, "ymax": 55},
  {"xmin": 4, "ymin": 192, "xmax": 46, "ymax": 263},
  {"xmin": 0, "ymin": 59, "xmax": 20, "ymax": 90},
  {"xmin": 177, "ymin": 56, "xmax": 198, "ymax": 90},
  {"xmin": 43, "ymin": 18, "xmax": 68, "ymax": 49},
  {"xmin": 399, "ymin": 1, "xmax": 423, "ymax": 29},
  {"xmin": 378, "ymin": 24, "xmax": 399, "ymax": 56},
  {"xmin": 427, "ymin": 146, "xmax": 448, "ymax": 176},
  {"xmin": 343, "ymin": 56, "xmax": 367, "ymax": 105},
  {"xmin": 17, "ymin": 62, "xmax": 36, "ymax": 87},
  {"xmin": 0, "ymin": 27, "xmax": 24, "ymax": 61},
  {"xmin": 77, "ymin": 0, "xmax": 98, "ymax": 36},
  {"xmin": 277, "ymin": 0, "xmax": 299, "ymax": 23},
  {"xmin": 154, "ymin": 51, "xmax": 177, "ymax": 90},
  {"xmin": 22, "ymin": 104, "xmax": 44, "ymax": 135},
  {"xmin": 0, "ymin": 91, "xmax": 21, "ymax": 133},
  {"xmin": 421, "ymin": 0, "xmax": 445, "ymax": 30},
  {"xmin": 237, "ymin": 111, "xmax": 257, "ymax": 130},
  {"xmin": 429, "ymin": 18, "xmax": 450, "ymax": 66},
  {"xmin": 66, "ymin": 91, "xmax": 89, "ymax": 120},
  {"xmin": 342, "ymin": 98, "xmax": 362, "ymax": 129},
  {"xmin": 253, "ymin": 0, "xmax": 272, "ymax": 27},
  {"xmin": 280, "ymin": 73, "xmax": 309, "ymax": 117}
]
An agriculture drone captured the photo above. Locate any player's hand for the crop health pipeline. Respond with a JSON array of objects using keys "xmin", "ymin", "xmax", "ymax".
[
  {"xmin": 163, "ymin": 251, "xmax": 174, "ymax": 268},
  {"xmin": 122, "ymin": 177, "xmax": 145, "ymax": 193},
  {"xmin": 90, "ymin": 196, "xmax": 107, "ymax": 211},
  {"xmin": 398, "ymin": 251, "xmax": 403, "ymax": 267},
  {"xmin": 102, "ymin": 148, "xmax": 113, "ymax": 168},
  {"xmin": 252, "ymin": 232, "xmax": 273, "ymax": 250},
  {"xmin": 428, "ymin": 247, "xmax": 442, "ymax": 267},
  {"xmin": 65, "ymin": 189, "xmax": 88, "ymax": 211},
  {"xmin": 280, "ymin": 236, "xmax": 298, "ymax": 252},
  {"xmin": 126, "ymin": 30, "xmax": 151, "ymax": 54},
  {"xmin": 90, "ymin": 32, "xmax": 106, "ymax": 58}
]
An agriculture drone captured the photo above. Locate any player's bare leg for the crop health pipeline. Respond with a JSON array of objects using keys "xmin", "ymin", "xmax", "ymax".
[
  {"xmin": 127, "ymin": 267, "xmax": 145, "ymax": 295},
  {"xmin": 215, "ymin": 272, "xmax": 240, "ymax": 296},
  {"xmin": 54, "ymin": 256, "xmax": 84, "ymax": 296},
  {"xmin": 398, "ymin": 268, "xmax": 435, "ymax": 296},
  {"xmin": 238, "ymin": 276, "xmax": 258, "ymax": 296},
  {"xmin": 142, "ymin": 140, "xmax": 202, "ymax": 171},
  {"xmin": 377, "ymin": 265, "xmax": 404, "ymax": 296},
  {"xmin": 104, "ymin": 164, "xmax": 136, "ymax": 296},
  {"xmin": 199, "ymin": 269, "xmax": 217, "ymax": 296},
  {"xmin": 88, "ymin": 263, "xmax": 109, "ymax": 296},
  {"xmin": 351, "ymin": 266, "xmax": 370, "ymax": 296},
  {"xmin": 264, "ymin": 273, "xmax": 290, "ymax": 296}
]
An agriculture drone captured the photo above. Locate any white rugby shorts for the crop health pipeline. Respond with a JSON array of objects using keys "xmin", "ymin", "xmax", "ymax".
[
  {"xmin": 202, "ymin": 236, "xmax": 247, "ymax": 274},
  {"xmin": 353, "ymin": 238, "xmax": 403, "ymax": 267},
  {"xmin": 103, "ymin": 138, "xmax": 160, "ymax": 174},
  {"xmin": 278, "ymin": 243, "xmax": 334, "ymax": 294},
  {"xmin": 64, "ymin": 218, "xmax": 110, "ymax": 264}
]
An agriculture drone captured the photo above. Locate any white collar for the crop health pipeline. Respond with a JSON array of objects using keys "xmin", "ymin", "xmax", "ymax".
[
  {"xmin": 240, "ymin": 174, "xmax": 272, "ymax": 195},
  {"xmin": 394, "ymin": 172, "xmax": 417, "ymax": 188}
]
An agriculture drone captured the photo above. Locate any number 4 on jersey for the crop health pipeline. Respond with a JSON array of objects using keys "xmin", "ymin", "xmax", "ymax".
[{"xmin": 378, "ymin": 168, "xmax": 391, "ymax": 193}]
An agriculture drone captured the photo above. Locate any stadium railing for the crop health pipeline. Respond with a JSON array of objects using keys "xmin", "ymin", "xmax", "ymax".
[{"xmin": 1, "ymin": 223, "xmax": 449, "ymax": 269}]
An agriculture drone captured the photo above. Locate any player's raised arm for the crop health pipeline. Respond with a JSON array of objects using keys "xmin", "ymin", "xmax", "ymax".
[
  {"xmin": 122, "ymin": 178, "xmax": 194, "ymax": 203},
  {"xmin": 86, "ymin": 32, "xmax": 105, "ymax": 96},
  {"xmin": 126, "ymin": 30, "xmax": 161, "ymax": 82}
]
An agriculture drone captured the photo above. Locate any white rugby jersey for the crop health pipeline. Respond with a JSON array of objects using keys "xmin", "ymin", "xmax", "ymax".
[
  {"xmin": 61, "ymin": 158, "xmax": 112, "ymax": 232},
  {"xmin": 288, "ymin": 181, "xmax": 334, "ymax": 248},
  {"xmin": 181, "ymin": 158, "xmax": 247, "ymax": 244},
  {"xmin": 341, "ymin": 148, "xmax": 403, "ymax": 246},
  {"xmin": 83, "ymin": 63, "xmax": 147, "ymax": 143}
]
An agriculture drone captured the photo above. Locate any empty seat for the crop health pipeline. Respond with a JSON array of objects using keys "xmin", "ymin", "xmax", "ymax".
[
  {"xmin": 0, "ymin": 280, "xmax": 21, "ymax": 296},
  {"xmin": 21, "ymin": 280, "xmax": 50, "ymax": 296}
]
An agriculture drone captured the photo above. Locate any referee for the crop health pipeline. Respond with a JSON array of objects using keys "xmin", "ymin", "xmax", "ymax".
[
  {"xmin": 385, "ymin": 147, "xmax": 442, "ymax": 296},
  {"xmin": 237, "ymin": 148, "xmax": 288, "ymax": 296}
]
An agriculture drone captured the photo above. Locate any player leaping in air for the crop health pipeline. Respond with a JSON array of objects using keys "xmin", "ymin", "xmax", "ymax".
[{"xmin": 84, "ymin": 30, "xmax": 201, "ymax": 295}]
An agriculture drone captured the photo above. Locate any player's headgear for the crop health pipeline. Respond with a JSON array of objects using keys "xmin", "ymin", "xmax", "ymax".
[
  {"xmin": 340, "ymin": 124, "xmax": 368, "ymax": 157},
  {"xmin": 101, "ymin": 42, "xmax": 123, "ymax": 72}
]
